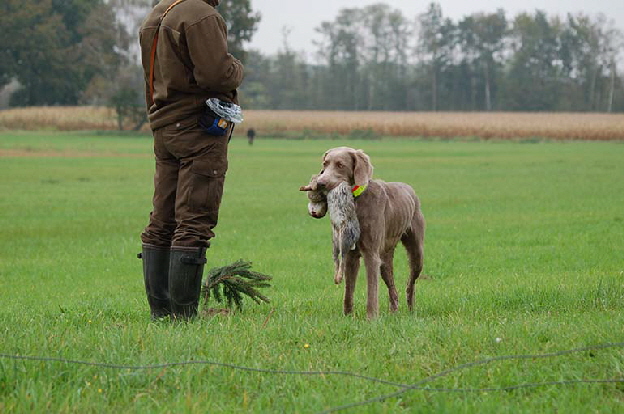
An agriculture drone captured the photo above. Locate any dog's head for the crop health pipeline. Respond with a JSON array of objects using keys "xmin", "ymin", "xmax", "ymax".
[
  {"xmin": 299, "ymin": 174, "xmax": 328, "ymax": 219},
  {"xmin": 316, "ymin": 147, "xmax": 373, "ymax": 192}
]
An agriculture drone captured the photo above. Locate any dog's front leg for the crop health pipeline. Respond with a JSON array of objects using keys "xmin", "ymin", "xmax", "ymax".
[
  {"xmin": 343, "ymin": 250, "xmax": 360, "ymax": 315},
  {"xmin": 363, "ymin": 253, "xmax": 381, "ymax": 319}
]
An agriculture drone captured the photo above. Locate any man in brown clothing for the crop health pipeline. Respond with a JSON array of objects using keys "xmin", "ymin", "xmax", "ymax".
[{"xmin": 138, "ymin": 0, "xmax": 243, "ymax": 320}]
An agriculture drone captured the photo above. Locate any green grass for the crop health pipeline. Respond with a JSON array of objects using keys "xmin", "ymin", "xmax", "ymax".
[{"xmin": 1, "ymin": 132, "xmax": 623, "ymax": 413}]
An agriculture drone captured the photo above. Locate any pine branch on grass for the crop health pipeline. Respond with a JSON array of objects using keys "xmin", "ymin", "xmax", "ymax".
[{"xmin": 201, "ymin": 260, "xmax": 272, "ymax": 311}]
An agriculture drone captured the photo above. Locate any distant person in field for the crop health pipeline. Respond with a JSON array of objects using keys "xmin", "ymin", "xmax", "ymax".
[
  {"xmin": 247, "ymin": 127, "xmax": 256, "ymax": 146},
  {"xmin": 138, "ymin": 0, "xmax": 243, "ymax": 320}
]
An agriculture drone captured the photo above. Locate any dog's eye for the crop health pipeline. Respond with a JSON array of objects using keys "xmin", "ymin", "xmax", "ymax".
[{"xmin": 336, "ymin": 162, "xmax": 344, "ymax": 169}]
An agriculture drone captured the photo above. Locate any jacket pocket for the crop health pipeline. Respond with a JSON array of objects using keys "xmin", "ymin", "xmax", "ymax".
[{"xmin": 198, "ymin": 108, "xmax": 230, "ymax": 136}]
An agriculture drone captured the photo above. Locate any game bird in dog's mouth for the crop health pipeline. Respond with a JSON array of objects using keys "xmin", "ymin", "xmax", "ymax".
[{"xmin": 300, "ymin": 147, "xmax": 425, "ymax": 319}]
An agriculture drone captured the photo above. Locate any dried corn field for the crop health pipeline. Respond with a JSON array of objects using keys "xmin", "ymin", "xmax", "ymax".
[
  {"xmin": 0, "ymin": 106, "xmax": 118, "ymax": 132},
  {"xmin": 244, "ymin": 110, "xmax": 624, "ymax": 140},
  {"xmin": 1, "ymin": 106, "xmax": 624, "ymax": 140}
]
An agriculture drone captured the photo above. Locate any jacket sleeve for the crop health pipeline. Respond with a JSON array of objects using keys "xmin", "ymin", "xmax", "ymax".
[{"xmin": 186, "ymin": 14, "xmax": 244, "ymax": 93}]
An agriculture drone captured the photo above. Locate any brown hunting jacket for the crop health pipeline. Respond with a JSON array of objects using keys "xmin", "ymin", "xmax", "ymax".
[{"xmin": 139, "ymin": 0, "xmax": 243, "ymax": 130}]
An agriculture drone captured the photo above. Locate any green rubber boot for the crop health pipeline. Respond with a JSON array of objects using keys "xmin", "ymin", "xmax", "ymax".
[
  {"xmin": 168, "ymin": 246, "xmax": 207, "ymax": 320},
  {"xmin": 139, "ymin": 244, "xmax": 171, "ymax": 319}
]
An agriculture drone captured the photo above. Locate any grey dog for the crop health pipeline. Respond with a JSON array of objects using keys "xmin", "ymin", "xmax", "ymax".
[{"xmin": 300, "ymin": 147, "xmax": 425, "ymax": 319}]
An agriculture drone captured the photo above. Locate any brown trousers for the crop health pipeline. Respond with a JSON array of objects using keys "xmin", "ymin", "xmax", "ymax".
[{"xmin": 141, "ymin": 115, "xmax": 229, "ymax": 248}]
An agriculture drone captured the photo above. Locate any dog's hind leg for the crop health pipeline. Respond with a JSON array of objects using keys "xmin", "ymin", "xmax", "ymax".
[
  {"xmin": 401, "ymin": 223, "xmax": 424, "ymax": 312},
  {"xmin": 380, "ymin": 250, "xmax": 399, "ymax": 312}
]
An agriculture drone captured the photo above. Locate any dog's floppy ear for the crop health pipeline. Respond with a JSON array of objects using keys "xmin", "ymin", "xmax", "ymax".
[{"xmin": 352, "ymin": 149, "xmax": 373, "ymax": 188}]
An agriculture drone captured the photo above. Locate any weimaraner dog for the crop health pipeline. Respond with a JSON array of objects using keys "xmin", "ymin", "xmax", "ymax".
[{"xmin": 301, "ymin": 147, "xmax": 425, "ymax": 319}]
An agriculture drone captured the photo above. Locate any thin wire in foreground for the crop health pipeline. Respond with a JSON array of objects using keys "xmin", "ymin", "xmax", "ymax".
[
  {"xmin": 0, "ymin": 353, "xmax": 406, "ymax": 388},
  {"xmin": 319, "ymin": 342, "xmax": 624, "ymax": 413},
  {"xmin": 1, "ymin": 342, "xmax": 623, "ymax": 413},
  {"xmin": 319, "ymin": 379, "xmax": 624, "ymax": 413}
]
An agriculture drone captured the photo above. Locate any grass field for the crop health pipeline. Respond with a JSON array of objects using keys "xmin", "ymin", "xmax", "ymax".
[{"xmin": 1, "ymin": 132, "xmax": 623, "ymax": 413}]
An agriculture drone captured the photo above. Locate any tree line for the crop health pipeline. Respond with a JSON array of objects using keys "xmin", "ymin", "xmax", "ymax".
[
  {"xmin": 244, "ymin": 3, "xmax": 624, "ymax": 112},
  {"xmin": 1, "ymin": 1, "xmax": 623, "ymax": 122}
]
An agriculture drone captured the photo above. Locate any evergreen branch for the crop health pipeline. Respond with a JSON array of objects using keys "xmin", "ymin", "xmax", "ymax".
[{"xmin": 201, "ymin": 260, "xmax": 272, "ymax": 311}]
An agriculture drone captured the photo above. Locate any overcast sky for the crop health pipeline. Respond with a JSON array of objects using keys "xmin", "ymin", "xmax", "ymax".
[{"xmin": 246, "ymin": 0, "xmax": 624, "ymax": 58}]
